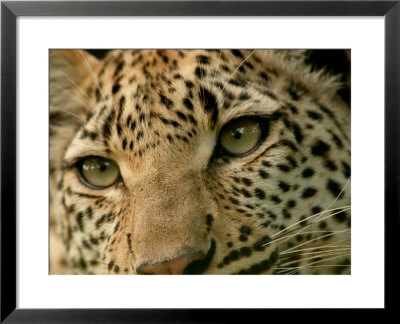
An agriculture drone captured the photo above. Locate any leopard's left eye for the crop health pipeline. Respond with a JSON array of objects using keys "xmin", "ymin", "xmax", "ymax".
[
  {"xmin": 218, "ymin": 117, "xmax": 267, "ymax": 156},
  {"xmin": 77, "ymin": 156, "xmax": 120, "ymax": 189}
]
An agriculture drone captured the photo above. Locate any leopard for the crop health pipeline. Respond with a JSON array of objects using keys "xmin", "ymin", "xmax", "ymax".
[{"xmin": 49, "ymin": 49, "xmax": 351, "ymax": 275}]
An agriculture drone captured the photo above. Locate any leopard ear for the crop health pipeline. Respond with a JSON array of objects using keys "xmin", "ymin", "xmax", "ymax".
[
  {"xmin": 304, "ymin": 50, "xmax": 351, "ymax": 104},
  {"xmin": 49, "ymin": 50, "xmax": 100, "ymax": 172}
]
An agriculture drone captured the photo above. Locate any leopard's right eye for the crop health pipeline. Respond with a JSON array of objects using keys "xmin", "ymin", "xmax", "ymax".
[
  {"xmin": 77, "ymin": 156, "xmax": 120, "ymax": 189},
  {"xmin": 218, "ymin": 117, "xmax": 268, "ymax": 156}
]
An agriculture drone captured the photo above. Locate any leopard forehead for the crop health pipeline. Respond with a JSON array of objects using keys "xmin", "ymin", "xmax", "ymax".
[
  {"xmin": 50, "ymin": 49, "xmax": 351, "ymax": 275},
  {"xmin": 67, "ymin": 49, "xmax": 340, "ymax": 163}
]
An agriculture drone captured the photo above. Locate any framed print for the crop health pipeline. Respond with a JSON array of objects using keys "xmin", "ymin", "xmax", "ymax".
[{"xmin": 1, "ymin": 0, "xmax": 398, "ymax": 322}]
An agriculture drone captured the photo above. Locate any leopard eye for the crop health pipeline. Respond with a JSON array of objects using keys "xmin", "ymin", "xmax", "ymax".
[
  {"xmin": 219, "ymin": 117, "xmax": 266, "ymax": 156},
  {"xmin": 78, "ymin": 156, "xmax": 120, "ymax": 189}
]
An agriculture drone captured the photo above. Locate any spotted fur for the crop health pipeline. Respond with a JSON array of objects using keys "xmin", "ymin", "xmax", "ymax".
[{"xmin": 50, "ymin": 49, "xmax": 351, "ymax": 275}]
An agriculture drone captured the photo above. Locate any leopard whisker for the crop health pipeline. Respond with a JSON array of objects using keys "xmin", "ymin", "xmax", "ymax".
[
  {"xmin": 219, "ymin": 50, "xmax": 256, "ymax": 94},
  {"xmin": 51, "ymin": 106, "xmax": 88, "ymax": 123},
  {"xmin": 51, "ymin": 263, "xmax": 69, "ymax": 275},
  {"xmin": 52, "ymin": 67, "xmax": 93, "ymax": 102},
  {"xmin": 279, "ymin": 248, "xmax": 350, "ymax": 266},
  {"xmin": 312, "ymin": 207, "xmax": 352, "ymax": 224},
  {"xmin": 251, "ymin": 221, "xmax": 337, "ymax": 252},
  {"xmin": 255, "ymin": 207, "xmax": 351, "ymax": 249},
  {"xmin": 289, "ymin": 177, "xmax": 351, "ymax": 241},
  {"xmin": 277, "ymin": 264, "xmax": 351, "ymax": 271},
  {"xmin": 275, "ymin": 252, "xmax": 351, "ymax": 274},
  {"xmin": 314, "ymin": 177, "xmax": 351, "ymax": 225},
  {"xmin": 77, "ymin": 50, "xmax": 106, "ymax": 103},
  {"xmin": 51, "ymin": 82, "xmax": 94, "ymax": 116},
  {"xmin": 270, "ymin": 207, "xmax": 351, "ymax": 249},
  {"xmin": 298, "ymin": 252, "xmax": 351, "ymax": 268},
  {"xmin": 280, "ymin": 229, "xmax": 351, "ymax": 254},
  {"xmin": 270, "ymin": 205, "xmax": 351, "ymax": 239},
  {"xmin": 279, "ymin": 239, "xmax": 350, "ymax": 256},
  {"xmin": 275, "ymin": 262, "xmax": 351, "ymax": 274}
]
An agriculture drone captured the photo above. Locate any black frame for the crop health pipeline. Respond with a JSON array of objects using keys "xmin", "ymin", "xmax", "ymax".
[{"xmin": 1, "ymin": 0, "xmax": 398, "ymax": 322}]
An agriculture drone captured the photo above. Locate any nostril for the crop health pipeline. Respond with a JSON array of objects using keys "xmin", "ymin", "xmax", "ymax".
[
  {"xmin": 136, "ymin": 252, "xmax": 205, "ymax": 275},
  {"xmin": 183, "ymin": 239, "xmax": 216, "ymax": 274}
]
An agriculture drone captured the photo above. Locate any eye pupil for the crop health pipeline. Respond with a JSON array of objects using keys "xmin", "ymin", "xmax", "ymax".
[
  {"xmin": 99, "ymin": 163, "xmax": 107, "ymax": 172},
  {"xmin": 232, "ymin": 130, "xmax": 242, "ymax": 139}
]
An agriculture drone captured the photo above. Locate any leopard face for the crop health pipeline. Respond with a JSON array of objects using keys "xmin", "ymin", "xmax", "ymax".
[{"xmin": 50, "ymin": 49, "xmax": 350, "ymax": 275}]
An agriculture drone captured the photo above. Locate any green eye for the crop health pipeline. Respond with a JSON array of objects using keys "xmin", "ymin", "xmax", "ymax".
[
  {"xmin": 78, "ymin": 157, "xmax": 120, "ymax": 189},
  {"xmin": 219, "ymin": 118, "xmax": 266, "ymax": 156}
]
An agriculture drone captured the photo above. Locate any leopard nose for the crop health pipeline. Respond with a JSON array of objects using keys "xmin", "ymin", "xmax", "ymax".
[{"xmin": 136, "ymin": 252, "xmax": 205, "ymax": 275}]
